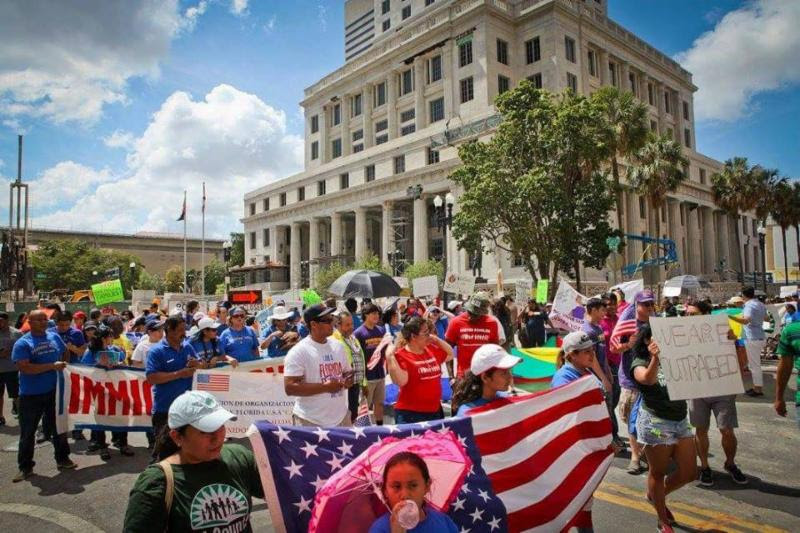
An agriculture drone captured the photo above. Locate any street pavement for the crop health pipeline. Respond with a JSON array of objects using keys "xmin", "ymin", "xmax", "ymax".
[{"xmin": 0, "ymin": 365, "xmax": 797, "ymax": 532}]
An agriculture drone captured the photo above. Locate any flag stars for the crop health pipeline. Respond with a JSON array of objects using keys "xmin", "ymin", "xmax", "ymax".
[
  {"xmin": 310, "ymin": 475, "xmax": 327, "ymax": 492},
  {"xmin": 350, "ymin": 426, "xmax": 367, "ymax": 439},
  {"xmin": 284, "ymin": 460, "xmax": 303, "ymax": 479},
  {"xmin": 459, "ymin": 527, "xmax": 471, "ymax": 533},
  {"xmin": 469, "ymin": 507, "xmax": 484, "ymax": 523},
  {"xmin": 451, "ymin": 496, "xmax": 466, "ymax": 511},
  {"xmin": 460, "ymin": 483, "xmax": 471, "ymax": 494},
  {"xmin": 478, "ymin": 489, "xmax": 490, "ymax": 502},
  {"xmin": 385, "ymin": 424, "xmax": 400, "ymax": 433},
  {"xmin": 293, "ymin": 494, "xmax": 312, "ymax": 514},
  {"xmin": 488, "ymin": 516, "xmax": 501, "ymax": 531},
  {"xmin": 326, "ymin": 453, "xmax": 345, "ymax": 471},
  {"xmin": 312, "ymin": 427, "xmax": 331, "ymax": 442},
  {"xmin": 273, "ymin": 426, "xmax": 291, "ymax": 443},
  {"xmin": 337, "ymin": 441, "xmax": 354, "ymax": 456},
  {"xmin": 300, "ymin": 441, "xmax": 318, "ymax": 458}
]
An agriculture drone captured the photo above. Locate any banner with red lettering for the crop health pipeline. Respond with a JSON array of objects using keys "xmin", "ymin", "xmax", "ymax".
[{"xmin": 56, "ymin": 365, "xmax": 153, "ymax": 434}]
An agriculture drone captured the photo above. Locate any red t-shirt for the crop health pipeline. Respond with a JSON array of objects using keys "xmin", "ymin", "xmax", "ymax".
[
  {"xmin": 394, "ymin": 343, "xmax": 448, "ymax": 413},
  {"xmin": 445, "ymin": 313, "xmax": 501, "ymax": 377}
]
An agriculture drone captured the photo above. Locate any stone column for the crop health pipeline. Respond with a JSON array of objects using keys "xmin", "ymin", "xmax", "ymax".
[
  {"xmin": 655, "ymin": 80, "xmax": 666, "ymax": 135},
  {"xmin": 716, "ymin": 211, "xmax": 731, "ymax": 276},
  {"xmin": 686, "ymin": 204, "xmax": 701, "ymax": 274},
  {"xmin": 676, "ymin": 90, "xmax": 686, "ymax": 148},
  {"xmin": 308, "ymin": 218, "xmax": 320, "ymax": 282},
  {"xmin": 354, "ymin": 207, "xmax": 367, "ymax": 260},
  {"xmin": 381, "ymin": 200, "xmax": 393, "ymax": 267},
  {"xmin": 269, "ymin": 226, "xmax": 278, "ymax": 262},
  {"xmin": 387, "ymin": 71, "xmax": 397, "ymax": 140},
  {"xmin": 414, "ymin": 57, "xmax": 426, "ymax": 130},
  {"xmin": 290, "ymin": 222, "xmax": 301, "ymax": 288},
  {"xmin": 319, "ymin": 104, "xmax": 328, "ymax": 163},
  {"xmin": 330, "ymin": 212, "xmax": 342, "ymax": 257},
  {"xmin": 701, "ymin": 206, "xmax": 717, "ymax": 276},
  {"xmin": 442, "ymin": 43, "xmax": 454, "ymax": 121},
  {"xmin": 413, "ymin": 196, "xmax": 428, "ymax": 263},
  {"xmin": 364, "ymin": 83, "xmax": 374, "ymax": 148},
  {"xmin": 341, "ymin": 94, "xmax": 351, "ymax": 157},
  {"xmin": 599, "ymin": 50, "xmax": 609, "ymax": 86},
  {"xmin": 667, "ymin": 199, "xmax": 685, "ymax": 273},
  {"xmin": 620, "ymin": 61, "xmax": 631, "ymax": 92}
]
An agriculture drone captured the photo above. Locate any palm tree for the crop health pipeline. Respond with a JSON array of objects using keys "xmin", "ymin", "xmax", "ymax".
[
  {"xmin": 627, "ymin": 134, "xmax": 689, "ymax": 275},
  {"xmin": 770, "ymin": 178, "xmax": 793, "ymax": 284},
  {"xmin": 592, "ymin": 87, "xmax": 649, "ymax": 233},
  {"xmin": 712, "ymin": 157, "xmax": 754, "ymax": 275},
  {"xmin": 794, "ymin": 182, "xmax": 800, "ymax": 283}
]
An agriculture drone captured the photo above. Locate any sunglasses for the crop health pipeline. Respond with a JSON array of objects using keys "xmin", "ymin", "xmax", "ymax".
[
  {"xmin": 315, "ymin": 317, "xmax": 334, "ymax": 324},
  {"xmin": 232, "ymin": 314, "xmax": 246, "ymax": 319}
]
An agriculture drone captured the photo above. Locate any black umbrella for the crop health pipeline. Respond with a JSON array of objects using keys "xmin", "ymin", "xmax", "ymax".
[{"xmin": 328, "ymin": 270, "xmax": 402, "ymax": 298}]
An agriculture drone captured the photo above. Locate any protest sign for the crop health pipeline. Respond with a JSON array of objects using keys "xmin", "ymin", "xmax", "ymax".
[
  {"xmin": 766, "ymin": 304, "xmax": 787, "ymax": 337},
  {"xmin": 779, "ymin": 285, "xmax": 798, "ymax": 298},
  {"xmin": 5, "ymin": 302, "xmax": 14, "ymax": 312},
  {"xmin": 612, "ymin": 279, "xmax": 645, "ymax": 304},
  {"xmin": 393, "ymin": 277, "xmax": 409, "ymax": 289},
  {"xmin": 193, "ymin": 370, "xmax": 294, "ymax": 437},
  {"xmin": 536, "ymin": 280, "xmax": 549, "ymax": 303},
  {"xmin": 663, "ymin": 286, "xmax": 681, "ymax": 297},
  {"xmin": 444, "ymin": 272, "xmax": 475, "ymax": 296},
  {"xmin": 515, "ymin": 279, "xmax": 532, "ymax": 304},
  {"xmin": 91, "ymin": 279, "xmax": 124, "ymax": 306},
  {"xmin": 548, "ymin": 280, "xmax": 585, "ymax": 332},
  {"xmin": 650, "ymin": 315, "xmax": 744, "ymax": 401},
  {"xmin": 131, "ymin": 289, "xmax": 156, "ymax": 304},
  {"xmin": 412, "ymin": 275, "xmax": 439, "ymax": 297}
]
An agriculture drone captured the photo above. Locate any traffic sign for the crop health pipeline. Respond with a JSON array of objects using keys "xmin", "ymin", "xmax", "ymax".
[{"xmin": 229, "ymin": 289, "xmax": 262, "ymax": 305}]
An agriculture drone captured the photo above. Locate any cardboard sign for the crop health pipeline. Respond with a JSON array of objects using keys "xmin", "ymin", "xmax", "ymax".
[
  {"xmin": 650, "ymin": 315, "xmax": 744, "ymax": 401},
  {"xmin": 444, "ymin": 272, "xmax": 475, "ymax": 295},
  {"xmin": 779, "ymin": 285, "xmax": 798, "ymax": 298},
  {"xmin": 548, "ymin": 280, "xmax": 585, "ymax": 332},
  {"xmin": 412, "ymin": 276, "xmax": 439, "ymax": 298},
  {"xmin": 536, "ymin": 280, "xmax": 549, "ymax": 304},
  {"xmin": 393, "ymin": 277, "xmax": 409, "ymax": 289},
  {"xmin": 131, "ymin": 289, "xmax": 156, "ymax": 304},
  {"xmin": 91, "ymin": 279, "xmax": 125, "ymax": 306},
  {"xmin": 766, "ymin": 304, "xmax": 787, "ymax": 337},
  {"xmin": 515, "ymin": 279, "xmax": 532, "ymax": 304}
]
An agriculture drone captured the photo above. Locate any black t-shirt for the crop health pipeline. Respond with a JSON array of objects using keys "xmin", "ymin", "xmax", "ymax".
[{"xmin": 630, "ymin": 345, "xmax": 687, "ymax": 421}]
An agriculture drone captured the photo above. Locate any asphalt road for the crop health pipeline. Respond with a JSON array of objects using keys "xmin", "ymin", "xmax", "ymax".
[{"xmin": 0, "ymin": 364, "xmax": 797, "ymax": 532}]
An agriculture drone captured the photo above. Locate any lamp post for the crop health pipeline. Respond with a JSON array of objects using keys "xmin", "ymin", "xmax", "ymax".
[
  {"xmin": 757, "ymin": 225, "xmax": 767, "ymax": 293},
  {"xmin": 222, "ymin": 241, "xmax": 232, "ymax": 296},
  {"xmin": 129, "ymin": 262, "xmax": 136, "ymax": 291},
  {"xmin": 433, "ymin": 192, "xmax": 455, "ymax": 305}
]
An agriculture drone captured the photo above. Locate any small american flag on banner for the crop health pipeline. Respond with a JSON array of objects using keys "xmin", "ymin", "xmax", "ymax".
[
  {"xmin": 353, "ymin": 400, "xmax": 371, "ymax": 427},
  {"xmin": 196, "ymin": 373, "xmax": 230, "ymax": 392}
]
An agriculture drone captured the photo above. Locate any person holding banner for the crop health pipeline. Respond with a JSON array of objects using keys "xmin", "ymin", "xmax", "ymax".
[
  {"xmin": 631, "ymin": 325, "xmax": 696, "ymax": 533},
  {"xmin": 452, "ymin": 343, "xmax": 520, "ymax": 416},
  {"xmin": 219, "ymin": 307, "xmax": 260, "ymax": 363}
]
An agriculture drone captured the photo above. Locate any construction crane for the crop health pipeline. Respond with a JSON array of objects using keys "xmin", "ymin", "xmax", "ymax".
[{"xmin": 2, "ymin": 135, "xmax": 31, "ymax": 300}]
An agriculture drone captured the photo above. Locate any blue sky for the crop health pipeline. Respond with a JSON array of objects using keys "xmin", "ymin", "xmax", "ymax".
[{"xmin": 0, "ymin": 0, "xmax": 797, "ymax": 239}]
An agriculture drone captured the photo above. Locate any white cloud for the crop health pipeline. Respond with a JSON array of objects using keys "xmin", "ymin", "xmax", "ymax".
[
  {"xmin": 676, "ymin": 0, "xmax": 800, "ymax": 122},
  {"xmin": 30, "ymin": 85, "xmax": 303, "ymax": 238},
  {"xmin": 103, "ymin": 130, "xmax": 136, "ymax": 150},
  {"xmin": 231, "ymin": 0, "xmax": 249, "ymax": 16},
  {"xmin": 183, "ymin": 1, "xmax": 208, "ymax": 31},
  {"xmin": 263, "ymin": 14, "xmax": 277, "ymax": 33},
  {"xmin": 317, "ymin": 3, "xmax": 328, "ymax": 32},
  {"xmin": 0, "ymin": 161, "xmax": 112, "ymax": 210}
]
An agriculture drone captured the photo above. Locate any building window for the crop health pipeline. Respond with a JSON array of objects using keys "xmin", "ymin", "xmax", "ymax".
[
  {"xmin": 529, "ymin": 73, "xmax": 543, "ymax": 89},
  {"xmin": 365, "ymin": 164, "xmax": 376, "ymax": 182},
  {"xmin": 459, "ymin": 39, "xmax": 473, "ymax": 67},
  {"xmin": 376, "ymin": 134, "xmax": 388, "ymax": 145},
  {"xmin": 497, "ymin": 39, "xmax": 508, "ymax": 65},
  {"xmin": 629, "ymin": 72, "xmax": 637, "ymax": 96},
  {"xmin": 525, "ymin": 36, "xmax": 540, "ymax": 64},
  {"xmin": 684, "ymin": 128, "xmax": 691, "ymax": 148},
  {"xmin": 564, "ymin": 36, "xmax": 576, "ymax": 63},
  {"xmin": 639, "ymin": 197, "xmax": 646, "ymax": 219},
  {"xmin": 332, "ymin": 138, "xmax": 342, "ymax": 158},
  {"xmin": 608, "ymin": 62, "xmax": 617, "ymax": 87},
  {"xmin": 382, "ymin": 18, "xmax": 390, "ymax": 32},
  {"xmin": 340, "ymin": 173, "xmax": 349, "ymax": 190},
  {"xmin": 263, "ymin": 228, "xmax": 269, "ymax": 247},
  {"xmin": 333, "ymin": 103, "xmax": 341, "ymax": 125},
  {"xmin": 352, "ymin": 129, "xmax": 363, "ymax": 142},
  {"xmin": 279, "ymin": 192, "xmax": 286, "ymax": 207},
  {"xmin": 351, "ymin": 94, "xmax": 362, "ymax": 117},
  {"xmin": 353, "ymin": 144, "xmax": 363, "ymax": 153},
  {"xmin": 400, "ymin": 69, "xmax": 413, "ymax": 95},
  {"xmin": 297, "ymin": 186, "xmax": 305, "ymax": 202},
  {"xmin": 401, "ymin": 5, "xmax": 411, "ymax": 19},
  {"xmin": 664, "ymin": 91, "xmax": 671, "ymax": 114},
  {"xmin": 401, "ymin": 124, "xmax": 416, "ymax": 136},
  {"xmin": 567, "ymin": 72, "xmax": 578, "ymax": 92},
  {"xmin": 394, "ymin": 155, "xmax": 405, "ymax": 174},
  {"xmin": 400, "ymin": 108, "xmax": 415, "ymax": 122},
  {"xmin": 427, "ymin": 147, "xmax": 440, "ymax": 165},
  {"xmin": 425, "ymin": 0, "xmax": 435, "ymax": 5},
  {"xmin": 460, "ymin": 76, "xmax": 474, "ymax": 103},
  {"xmin": 263, "ymin": 198, "xmax": 270, "ymax": 211},
  {"xmin": 317, "ymin": 180, "xmax": 326, "ymax": 196},
  {"xmin": 498, "ymin": 75, "xmax": 510, "ymax": 94},
  {"xmin": 699, "ymin": 168, "xmax": 706, "ymax": 185},
  {"xmin": 375, "ymin": 119, "xmax": 388, "ymax": 132},
  {"xmin": 428, "ymin": 55, "xmax": 442, "ymax": 83},
  {"xmin": 382, "ymin": 0, "xmax": 390, "ymax": 15},
  {"xmin": 587, "ymin": 50, "xmax": 596, "ymax": 77},
  {"xmin": 249, "ymin": 232, "xmax": 256, "ymax": 249},
  {"xmin": 429, "ymin": 97, "xmax": 444, "ymax": 122},
  {"xmin": 375, "ymin": 82, "xmax": 386, "ymax": 107},
  {"xmin": 650, "ymin": 120, "xmax": 658, "ymax": 132},
  {"xmin": 311, "ymin": 140, "xmax": 319, "ymax": 160},
  {"xmin": 431, "ymin": 238, "xmax": 444, "ymax": 260},
  {"xmin": 310, "ymin": 114, "xmax": 319, "ymax": 134},
  {"xmin": 248, "ymin": 202, "xmax": 255, "ymax": 216},
  {"xmin": 647, "ymin": 83, "xmax": 654, "ymax": 105},
  {"xmin": 683, "ymin": 101, "xmax": 690, "ymax": 121}
]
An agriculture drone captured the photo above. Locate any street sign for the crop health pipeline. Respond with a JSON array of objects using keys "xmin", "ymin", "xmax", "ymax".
[
  {"xmin": 229, "ymin": 289, "xmax": 263, "ymax": 305},
  {"xmin": 104, "ymin": 267, "xmax": 121, "ymax": 278}
]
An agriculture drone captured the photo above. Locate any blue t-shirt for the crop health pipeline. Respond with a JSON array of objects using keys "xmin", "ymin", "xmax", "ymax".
[
  {"xmin": 296, "ymin": 322, "xmax": 309, "ymax": 339},
  {"xmin": 145, "ymin": 339, "xmax": 198, "ymax": 413},
  {"xmin": 551, "ymin": 362, "xmax": 599, "ymax": 389},
  {"xmin": 50, "ymin": 326, "xmax": 86, "ymax": 362},
  {"xmin": 369, "ymin": 507, "xmax": 458, "ymax": 533},
  {"xmin": 219, "ymin": 326, "xmax": 260, "ymax": 363},
  {"xmin": 80, "ymin": 345, "xmax": 125, "ymax": 366},
  {"xmin": 189, "ymin": 338, "xmax": 221, "ymax": 362},
  {"xmin": 434, "ymin": 317, "xmax": 449, "ymax": 340},
  {"xmin": 12, "ymin": 331, "xmax": 66, "ymax": 395},
  {"xmin": 742, "ymin": 299, "xmax": 767, "ymax": 340},
  {"xmin": 216, "ymin": 323, "xmax": 229, "ymax": 336},
  {"xmin": 456, "ymin": 391, "xmax": 509, "ymax": 416},
  {"xmin": 260, "ymin": 325, "xmax": 291, "ymax": 358}
]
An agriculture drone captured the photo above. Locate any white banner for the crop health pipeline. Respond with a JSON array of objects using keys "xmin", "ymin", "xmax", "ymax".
[
  {"xmin": 779, "ymin": 285, "xmax": 798, "ymax": 298},
  {"xmin": 650, "ymin": 315, "xmax": 744, "ymax": 400},
  {"xmin": 766, "ymin": 304, "xmax": 787, "ymax": 338},
  {"xmin": 393, "ymin": 277, "xmax": 409, "ymax": 289},
  {"xmin": 515, "ymin": 279, "xmax": 533, "ymax": 304},
  {"xmin": 549, "ymin": 280, "xmax": 586, "ymax": 332},
  {"xmin": 444, "ymin": 272, "xmax": 475, "ymax": 296},
  {"xmin": 412, "ymin": 275, "xmax": 439, "ymax": 297},
  {"xmin": 612, "ymin": 279, "xmax": 644, "ymax": 304}
]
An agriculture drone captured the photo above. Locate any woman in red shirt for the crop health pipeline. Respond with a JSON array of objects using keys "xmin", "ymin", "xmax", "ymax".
[{"xmin": 387, "ymin": 317, "xmax": 454, "ymax": 424}]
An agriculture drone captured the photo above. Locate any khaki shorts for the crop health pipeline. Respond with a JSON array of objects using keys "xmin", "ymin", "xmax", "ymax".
[
  {"xmin": 292, "ymin": 412, "xmax": 352, "ymax": 427},
  {"xmin": 618, "ymin": 388, "xmax": 640, "ymax": 425},
  {"xmin": 366, "ymin": 379, "xmax": 385, "ymax": 409},
  {"xmin": 689, "ymin": 395, "xmax": 738, "ymax": 430}
]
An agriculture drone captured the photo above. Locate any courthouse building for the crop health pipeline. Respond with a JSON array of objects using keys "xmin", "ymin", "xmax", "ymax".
[{"xmin": 242, "ymin": 0, "xmax": 760, "ymax": 292}]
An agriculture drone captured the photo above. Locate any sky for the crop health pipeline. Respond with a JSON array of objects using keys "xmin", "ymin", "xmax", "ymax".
[{"xmin": 0, "ymin": 0, "xmax": 798, "ymax": 240}]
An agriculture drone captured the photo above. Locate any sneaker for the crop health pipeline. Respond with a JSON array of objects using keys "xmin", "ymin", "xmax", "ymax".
[
  {"xmin": 647, "ymin": 494, "xmax": 677, "ymax": 526},
  {"xmin": 725, "ymin": 463, "xmax": 748, "ymax": 485},
  {"xmin": 86, "ymin": 442, "xmax": 103, "ymax": 452},
  {"xmin": 627, "ymin": 459, "xmax": 646, "ymax": 475},
  {"xmin": 119, "ymin": 445, "xmax": 135, "ymax": 457},
  {"xmin": 12, "ymin": 469, "xmax": 32, "ymax": 483},
  {"xmin": 745, "ymin": 389, "xmax": 764, "ymax": 397},
  {"xmin": 100, "ymin": 449, "xmax": 111, "ymax": 460},
  {"xmin": 698, "ymin": 467, "xmax": 714, "ymax": 486},
  {"xmin": 35, "ymin": 430, "xmax": 47, "ymax": 444},
  {"xmin": 71, "ymin": 431, "xmax": 86, "ymax": 441},
  {"xmin": 56, "ymin": 459, "xmax": 78, "ymax": 471}
]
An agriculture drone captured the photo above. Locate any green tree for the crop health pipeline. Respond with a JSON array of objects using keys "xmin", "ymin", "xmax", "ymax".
[
  {"xmin": 228, "ymin": 232, "xmax": 244, "ymax": 268},
  {"xmin": 770, "ymin": 178, "xmax": 794, "ymax": 284},
  {"xmin": 403, "ymin": 260, "xmax": 444, "ymax": 286},
  {"xmin": 30, "ymin": 239, "xmax": 142, "ymax": 298},
  {"xmin": 164, "ymin": 265, "xmax": 185, "ymax": 293},
  {"xmin": 203, "ymin": 259, "xmax": 227, "ymax": 295},
  {"xmin": 793, "ymin": 182, "xmax": 800, "ymax": 281},
  {"xmin": 450, "ymin": 83, "xmax": 617, "ymax": 294},
  {"xmin": 712, "ymin": 157, "xmax": 752, "ymax": 272},
  {"xmin": 137, "ymin": 270, "xmax": 165, "ymax": 294}
]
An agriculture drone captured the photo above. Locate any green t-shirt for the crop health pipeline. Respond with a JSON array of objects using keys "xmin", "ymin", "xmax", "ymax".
[
  {"xmin": 631, "ymin": 348, "xmax": 687, "ymax": 421},
  {"xmin": 776, "ymin": 321, "xmax": 800, "ymax": 404},
  {"xmin": 124, "ymin": 444, "xmax": 264, "ymax": 533}
]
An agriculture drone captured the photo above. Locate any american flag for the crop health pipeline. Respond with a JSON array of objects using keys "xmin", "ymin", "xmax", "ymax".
[
  {"xmin": 609, "ymin": 302, "xmax": 638, "ymax": 353},
  {"xmin": 366, "ymin": 333, "xmax": 392, "ymax": 370},
  {"xmin": 354, "ymin": 400, "xmax": 371, "ymax": 427},
  {"xmin": 196, "ymin": 373, "xmax": 230, "ymax": 392},
  {"xmin": 249, "ymin": 376, "xmax": 612, "ymax": 532}
]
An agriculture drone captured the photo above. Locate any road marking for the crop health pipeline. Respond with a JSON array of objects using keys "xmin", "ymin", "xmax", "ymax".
[
  {"xmin": 0, "ymin": 503, "xmax": 104, "ymax": 533},
  {"xmin": 599, "ymin": 481, "xmax": 789, "ymax": 533}
]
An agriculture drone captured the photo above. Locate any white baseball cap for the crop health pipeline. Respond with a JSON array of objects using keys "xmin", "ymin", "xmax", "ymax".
[
  {"xmin": 168, "ymin": 390, "xmax": 237, "ymax": 431},
  {"xmin": 197, "ymin": 317, "xmax": 220, "ymax": 331},
  {"xmin": 470, "ymin": 344, "xmax": 522, "ymax": 376}
]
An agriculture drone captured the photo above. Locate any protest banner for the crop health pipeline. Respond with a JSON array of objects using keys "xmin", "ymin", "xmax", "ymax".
[
  {"xmin": 612, "ymin": 279, "xmax": 644, "ymax": 304},
  {"xmin": 548, "ymin": 280, "xmax": 585, "ymax": 332},
  {"xmin": 515, "ymin": 279, "xmax": 532, "ymax": 304},
  {"xmin": 412, "ymin": 275, "xmax": 439, "ymax": 297},
  {"xmin": 779, "ymin": 285, "xmax": 798, "ymax": 298},
  {"xmin": 193, "ymin": 370, "xmax": 294, "ymax": 437},
  {"xmin": 91, "ymin": 279, "xmax": 125, "ymax": 306},
  {"xmin": 393, "ymin": 276, "xmax": 409, "ymax": 289},
  {"xmin": 650, "ymin": 315, "xmax": 744, "ymax": 401},
  {"xmin": 444, "ymin": 272, "xmax": 475, "ymax": 296},
  {"xmin": 766, "ymin": 304, "xmax": 787, "ymax": 337},
  {"xmin": 536, "ymin": 280, "xmax": 549, "ymax": 303}
]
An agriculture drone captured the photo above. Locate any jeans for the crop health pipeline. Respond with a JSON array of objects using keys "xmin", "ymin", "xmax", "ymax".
[
  {"xmin": 347, "ymin": 384, "xmax": 360, "ymax": 423},
  {"xmin": 394, "ymin": 408, "xmax": 444, "ymax": 425},
  {"xmin": 18, "ymin": 391, "xmax": 70, "ymax": 471}
]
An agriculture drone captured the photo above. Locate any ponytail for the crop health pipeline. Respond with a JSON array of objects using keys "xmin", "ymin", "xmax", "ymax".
[
  {"xmin": 153, "ymin": 424, "xmax": 187, "ymax": 461},
  {"xmin": 451, "ymin": 371, "xmax": 485, "ymax": 414}
]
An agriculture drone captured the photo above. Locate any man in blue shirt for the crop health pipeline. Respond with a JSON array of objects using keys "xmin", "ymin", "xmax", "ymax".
[
  {"xmin": 12, "ymin": 310, "xmax": 76, "ymax": 482},
  {"xmin": 51, "ymin": 311, "xmax": 86, "ymax": 363},
  {"xmin": 145, "ymin": 314, "xmax": 201, "ymax": 461},
  {"xmin": 219, "ymin": 307, "xmax": 260, "ymax": 363},
  {"xmin": 731, "ymin": 286, "xmax": 767, "ymax": 396}
]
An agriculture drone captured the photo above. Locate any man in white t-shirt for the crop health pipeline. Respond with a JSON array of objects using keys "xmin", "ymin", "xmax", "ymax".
[
  {"xmin": 284, "ymin": 304, "xmax": 353, "ymax": 427},
  {"xmin": 130, "ymin": 320, "xmax": 164, "ymax": 368}
]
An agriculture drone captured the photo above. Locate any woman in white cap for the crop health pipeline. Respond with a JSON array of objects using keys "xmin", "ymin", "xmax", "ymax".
[
  {"xmin": 124, "ymin": 390, "xmax": 263, "ymax": 532},
  {"xmin": 258, "ymin": 305, "xmax": 299, "ymax": 358},
  {"xmin": 452, "ymin": 344, "xmax": 521, "ymax": 416},
  {"xmin": 189, "ymin": 317, "xmax": 239, "ymax": 368}
]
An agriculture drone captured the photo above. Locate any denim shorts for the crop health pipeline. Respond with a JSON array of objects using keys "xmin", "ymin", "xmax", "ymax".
[{"xmin": 636, "ymin": 406, "xmax": 693, "ymax": 447}]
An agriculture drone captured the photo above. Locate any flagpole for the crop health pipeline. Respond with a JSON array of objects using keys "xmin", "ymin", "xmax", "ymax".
[
  {"xmin": 201, "ymin": 181, "xmax": 206, "ymax": 296},
  {"xmin": 183, "ymin": 189, "xmax": 188, "ymax": 294}
]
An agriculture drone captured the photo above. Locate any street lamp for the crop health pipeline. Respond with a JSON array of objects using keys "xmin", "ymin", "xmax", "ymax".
[
  {"xmin": 433, "ymin": 192, "xmax": 455, "ymax": 305},
  {"xmin": 757, "ymin": 225, "xmax": 767, "ymax": 293},
  {"xmin": 129, "ymin": 262, "xmax": 136, "ymax": 290}
]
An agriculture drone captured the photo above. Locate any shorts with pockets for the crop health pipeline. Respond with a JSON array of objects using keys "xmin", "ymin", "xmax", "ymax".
[
  {"xmin": 688, "ymin": 395, "xmax": 738, "ymax": 430},
  {"xmin": 366, "ymin": 379, "xmax": 385, "ymax": 410}
]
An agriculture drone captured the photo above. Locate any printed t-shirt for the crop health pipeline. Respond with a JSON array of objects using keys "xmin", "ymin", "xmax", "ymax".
[
  {"xmin": 776, "ymin": 321, "xmax": 800, "ymax": 404},
  {"xmin": 445, "ymin": 313, "xmax": 501, "ymax": 377},
  {"xmin": 353, "ymin": 324, "xmax": 386, "ymax": 381},
  {"xmin": 50, "ymin": 326, "xmax": 86, "ymax": 362},
  {"xmin": 146, "ymin": 339, "xmax": 198, "ymax": 413},
  {"xmin": 80, "ymin": 345, "xmax": 125, "ymax": 365},
  {"xmin": 112, "ymin": 334, "xmax": 134, "ymax": 363},
  {"xmin": 394, "ymin": 343, "xmax": 448, "ymax": 414},
  {"xmin": 369, "ymin": 507, "xmax": 458, "ymax": 533},
  {"xmin": 742, "ymin": 299, "xmax": 767, "ymax": 340},
  {"xmin": 219, "ymin": 327, "xmax": 259, "ymax": 363},
  {"xmin": 124, "ymin": 444, "xmax": 264, "ymax": 533},
  {"xmin": 631, "ymin": 348, "xmax": 687, "ymax": 421},
  {"xmin": 0, "ymin": 326, "xmax": 22, "ymax": 373},
  {"xmin": 456, "ymin": 391, "xmax": 509, "ymax": 417},
  {"xmin": 284, "ymin": 336, "xmax": 351, "ymax": 426},
  {"xmin": 190, "ymin": 338, "xmax": 221, "ymax": 362},
  {"xmin": 11, "ymin": 331, "xmax": 66, "ymax": 395}
]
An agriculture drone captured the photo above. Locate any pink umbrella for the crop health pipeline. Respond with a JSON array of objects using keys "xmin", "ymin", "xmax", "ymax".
[{"xmin": 308, "ymin": 429, "xmax": 472, "ymax": 533}]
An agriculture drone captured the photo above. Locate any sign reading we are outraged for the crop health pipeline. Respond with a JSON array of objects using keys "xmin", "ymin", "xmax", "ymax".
[{"xmin": 649, "ymin": 315, "xmax": 744, "ymax": 401}]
